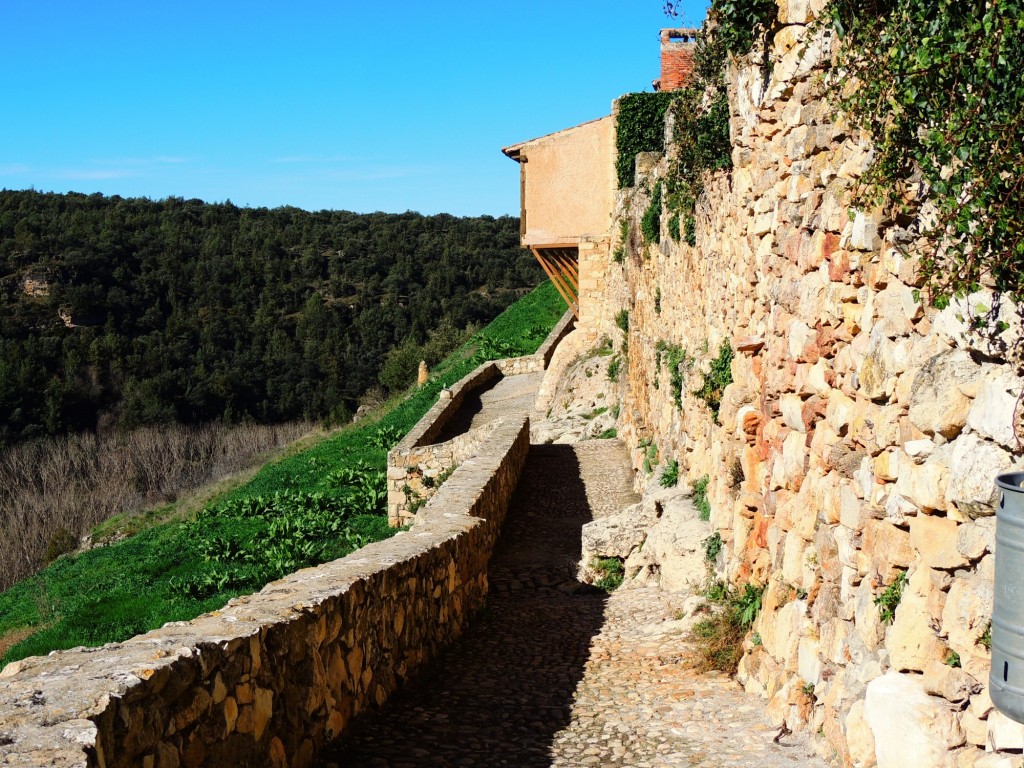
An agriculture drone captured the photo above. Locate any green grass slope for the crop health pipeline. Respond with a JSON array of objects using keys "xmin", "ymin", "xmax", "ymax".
[{"xmin": 0, "ymin": 282, "xmax": 566, "ymax": 666}]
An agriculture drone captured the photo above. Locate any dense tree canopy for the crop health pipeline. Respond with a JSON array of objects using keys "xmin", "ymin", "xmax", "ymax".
[{"xmin": 0, "ymin": 190, "xmax": 538, "ymax": 445}]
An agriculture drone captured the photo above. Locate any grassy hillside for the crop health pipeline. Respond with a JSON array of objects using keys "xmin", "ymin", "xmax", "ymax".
[{"xmin": 0, "ymin": 282, "xmax": 566, "ymax": 666}]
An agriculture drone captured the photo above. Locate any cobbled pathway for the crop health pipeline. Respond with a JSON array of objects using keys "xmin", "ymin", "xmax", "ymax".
[{"xmin": 321, "ymin": 377, "xmax": 829, "ymax": 767}]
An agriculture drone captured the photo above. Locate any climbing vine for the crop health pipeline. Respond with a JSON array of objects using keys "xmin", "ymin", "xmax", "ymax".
[
  {"xmin": 615, "ymin": 92, "xmax": 677, "ymax": 188},
  {"xmin": 826, "ymin": 0, "xmax": 1024, "ymax": 302}
]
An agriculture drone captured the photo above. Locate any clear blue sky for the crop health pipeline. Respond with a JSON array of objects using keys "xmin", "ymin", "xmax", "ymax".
[{"xmin": 0, "ymin": 1, "xmax": 709, "ymax": 217}]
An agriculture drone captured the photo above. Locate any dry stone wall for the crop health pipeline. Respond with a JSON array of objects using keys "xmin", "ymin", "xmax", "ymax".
[
  {"xmin": 582, "ymin": 3, "xmax": 1024, "ymax": 765},
  {"xmin": 0, "ymin": 416, "xmax": 531, "ymax": 768}
]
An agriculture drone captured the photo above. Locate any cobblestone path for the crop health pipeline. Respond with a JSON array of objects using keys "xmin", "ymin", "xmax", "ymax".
[{"xmin": 321, "ymin": 434, "xmax": 828, "ymax": 767}]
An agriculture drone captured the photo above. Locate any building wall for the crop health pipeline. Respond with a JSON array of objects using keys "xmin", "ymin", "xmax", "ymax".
[{"xmin": 519, "ymin": 116, "xmax": 615, "ymax": 247}]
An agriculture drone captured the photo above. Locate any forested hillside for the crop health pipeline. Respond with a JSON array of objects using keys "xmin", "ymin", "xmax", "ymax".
[{"xmin": 0, "ymin": 190, "xmax": 538, "ymax": 445}]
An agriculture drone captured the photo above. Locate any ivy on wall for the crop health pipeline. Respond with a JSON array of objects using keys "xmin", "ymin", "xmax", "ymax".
[
  {"xmin": 615, "ymin": 92, "xmax": 677, "ymax": 188},
  {"xmin": 826, "ymin": 0, "xmax": 1024, "ymax": 302}
]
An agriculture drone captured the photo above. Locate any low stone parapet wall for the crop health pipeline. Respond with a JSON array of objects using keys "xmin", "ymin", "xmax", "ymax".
[
  {"xmin": 387, "ymin": 311, "xmax": 574, "ymax": 525},
  {"xmin": 0, "ymin": 416, "xmax": 531, "ymax": 768},
  {"xmin": 494, "ymin": 309, "xmax": 576, "ymax": 376}
]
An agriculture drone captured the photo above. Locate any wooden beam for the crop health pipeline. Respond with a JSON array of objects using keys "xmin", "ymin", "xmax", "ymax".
[
  {"xmin": 531, "ymin": 248, "xmax": 578, "ymax": 318},
  {"xmin": 549, "ymin": 251, "xmax": 579, "ymax": 289}
]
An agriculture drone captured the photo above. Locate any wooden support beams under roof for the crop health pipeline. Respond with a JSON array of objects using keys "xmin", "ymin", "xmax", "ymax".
[{"xmin": 531, "ymin": 246, "xmax": 579, "ymax": 319}]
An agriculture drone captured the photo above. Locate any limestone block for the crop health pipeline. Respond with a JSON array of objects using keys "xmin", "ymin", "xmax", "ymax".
[
  {"xmin": 858, "ymin": 328, "xmax": 898, "ymax": 400},
  {"xmin": 922, "ymin": 659, "xmax": 982, "ymax": 703},
  {"xmin": 974, "ymin": 753, "xmax": 1024, "ymax": 768},
  {"xmin": 910, "ymin": 516, "xmax": 968, "ymax": 570},
  {"xmin": 580, "ymin": 501, "xmax": 657, "ymax": 561},
  {"xmin": 781, "ymin": 393, "xmax": 807, "ymax": 432},
  {"xmin": 798, "ymin": 634, "xmax": 823, "ymax": 686},
  {"xmin": 827, "ymin": 390, "xmax": 857, "ymax": 433},
  {"xmin": 905, "ymin": 438, "xmax": 936, "ymax": 463},
  {"xmin": 846, "ymin": 699, "xmax": 876, "ymax": 768},
  {"xmin": 908, "ymin": 349, "xmax": 981, "ymax": 439},
  {"xmin": 945, "ymin": 433, "xmax": 1013, "ymax": 518},
  {"xmin": 969, "ymin": 687, "xmax": 994, "ymax": 720},
  {"xmin": 887, "ymin": 571, "xmax": 948, "ymax": 673},
  {"xmin": 957, "ymin": 518, "xmax": 996, "ymax": 562},
  {"xmin": 989, "ymin": 710, "xmax": 1024, "ymax": 752},
  {"xmin": 885, "ymin": 489, "xmax": 918, "ymax": 526},
  {"xmin": 778, "ymin": 0, "xmax": 812, "ymax": 24},
  {"xmin": 859, "ymin": 519, "xmax": 913, "ymax": 583},
  {"xmin": 781, "ymin": 430, "xmax": 808, "ymax": 490},
  {"xmin": 855, "ymin": 574, "xmax": 887, "ymax": 648},
  {"xmin": 865, "ymin": 671, "xmax": 963, "ymax": 768},
  {"xmin": 941, "ymin": 556, "xmax": 994, "ymax": 676},
  {"xmin": 967, "ymin": 370, "xmax": 1021, "ymax": 449},
  {"xmin": 789, "ymin": 318, "xmax": 818, "ymax": 361},
  {"xmin": 960, "ymin": 709, "xmax": 989, "ymax": 748},
  {"xmin": 758, "ymin": 598, "xmax": 806, "ymax": 672},
  {"xmin": 894, "ymin": 451, "xmax": 949, "ymax": 512},
  {"xmin": 851, "ymin": 210, "xmax": 881, "ymax": 251},
  {"xmin": 635, "ymin": 497, "xmax": 708, "ymax": 592}
]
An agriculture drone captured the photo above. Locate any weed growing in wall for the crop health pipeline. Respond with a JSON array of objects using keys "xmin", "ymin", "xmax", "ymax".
[
  {"xmin": 703, "ymin": 531, "xmax": 723, "ymax": 564},
  {"xmin": 667, "ymin": 213, "xmax": 681, "ymax": 243},
  {"xmin": 692, "ymin": 474, "xmax": 711, "ymax": 521},
  {"xmin": 614, "ymin": 219, "xmax": 631, "ymax": 265},
  {"xmin": 592, "ymin": 557, "xmax": 625, "ymax": 591},
  {"xmin": 875, "ymin": 570, "xmax": 907, "ymax": 625},
  {"xmin": 688, "ymin": 580, "xmax": 765, "ymax": 673},
  {"xmin": 660, "ymin": 458, "xmax": 680, "ymax": 488},
  {"xmin": 641, "ymin": 182, "xmax": 663, "ymax": 245},
  {"xmin": 694, "ymin": 340, "xmax": 734, "ymax": 420},
  {"xmin": 656, "ymin": 341, "xmax": 693, "ymax": 409}
]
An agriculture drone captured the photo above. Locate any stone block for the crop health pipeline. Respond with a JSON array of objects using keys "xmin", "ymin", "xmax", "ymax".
[
  {"xmin": 865, "ymin": 671, "xmax": 963, "ymax": 767},
  {"xmin": 910, "ymin": 516, "xmax": 968, "ymax": 569}
]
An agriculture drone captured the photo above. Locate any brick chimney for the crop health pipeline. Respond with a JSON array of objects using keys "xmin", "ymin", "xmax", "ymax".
[{"xmin": 655, "ymin": 29, "xmax": 698, "ymax": 91}]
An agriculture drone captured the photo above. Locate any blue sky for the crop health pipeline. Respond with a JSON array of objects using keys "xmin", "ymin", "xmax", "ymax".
[{"xmin": 0, "ymin": 1, "xmax": 709, "ymax": 217}]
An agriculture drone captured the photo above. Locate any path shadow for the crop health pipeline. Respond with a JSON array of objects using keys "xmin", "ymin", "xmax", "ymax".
[
  {"xmin": 432, "ymin": 385, "xmax": 491, "ymax": 443},
  {"xmin": 319, "ymin": 444, "xmax": 607, "ymax": 768}
]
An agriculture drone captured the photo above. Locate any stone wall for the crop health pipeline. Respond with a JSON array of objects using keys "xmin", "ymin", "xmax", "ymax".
[
  {"xmin": 577, "ymin": 3, "xmax": 1024, "ymax": 765},
  {"xmin": 0, "ymin": 417, "xmax": 531, "ymax": 767},
  {"xmin": 388, "ymin": 310, "xmax": 574, "ymax": 525}
]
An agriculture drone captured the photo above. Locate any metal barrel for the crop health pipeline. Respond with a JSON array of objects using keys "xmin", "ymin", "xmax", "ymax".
[{"xmin": 992, "ymin": 472, "xmax": 1024, "ymax": 723}]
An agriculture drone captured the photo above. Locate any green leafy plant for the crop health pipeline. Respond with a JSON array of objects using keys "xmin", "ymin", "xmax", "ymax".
[
  {"xmin": 615, "ymin": 309, "xmax": 630, "ymax": 335},
  {"xmin": 692, "ymin": 474, "xmax": 711, "ymax": 521},
  {"xmin": 706, "ymin": 0, "xmax": 778, "ymax": 57},
  {"xmin": 592, "ymin": 557, "xmax": 625, "ymax": 592},
  {"xmin": 981, "ymin": 621, "xmax": 993, "ymax": 651},
  {"xmin": 639, "ymin": 438, "xmax": 659, "ymax": 474},
  {"xmin": 875, "ymin": 570, "xmax": 908, "ymax": 625},
  {"xmin": 654, "ymin": 287, "xmax": 662, "ymax": 314},
  {"xmin": 597, "ymin": 427, "xmax": 618, "ymax": 440},
  {"xmin": 944, "ymin": 650, "xmax": 962, "ymax": 668},
  {"xmin": 703, "ymin": 531, "xmax": 723, "ymax": 564},
  {"xmin": 615, "ymin": 92, "xmax": 677, "ymax": 188},
  {"xmin": 607, "ymin": 355, "xmax": 622, "ymax": 383},
  {"xmin": 688, "ymin": 579, "xmax": 764, "ymax": 673},
  {"xmin": 613, "ymin": 219, "xmax": 629, "ymax": 264},
  {"xmin": 656, "ymin": 341, "xmax": 693, "ymax": 409},
  {"xmin": 667, "ymin": 213, "xmax": 681, "ymax": 243},
  {"xmin": 641, "ymin": 182, "xmax": 663, "ymax": 245},
  {"xmin": 826, "ymin": 0, "xmax": 1024, "ymax": 304},
  {"xmin": 660, "ymin": 458, "xmax": 680, "ymax": 488},
  {"xmin": 694, "ymin": 340, "xmax": 733, "ymax": 419}
]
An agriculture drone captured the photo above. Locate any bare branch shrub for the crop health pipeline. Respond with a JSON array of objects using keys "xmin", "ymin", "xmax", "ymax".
[{"xmin": 0, "ymin": 421, "xmax": 314, "ymax": 591}]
